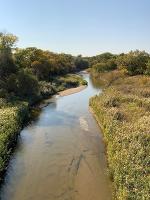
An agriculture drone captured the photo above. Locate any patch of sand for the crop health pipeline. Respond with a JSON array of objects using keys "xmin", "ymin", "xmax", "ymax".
[{"xmin": 59, "ymin": 85, "xmax": 87, "ymax": 97}]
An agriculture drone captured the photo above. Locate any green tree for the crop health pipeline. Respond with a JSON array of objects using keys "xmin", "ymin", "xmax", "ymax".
[
  {"xmin": 0, "ymin": 32, "xmax": 18, "ymax": 79},
  {"xmin": 31, "ymin": 60, "xmax": 52, "ymax": 80},
  {"xmin": 0, "ymin": 32, "xmax": 18, "ymax": 50},
  {"xmin": 16, "ymin": 69, "xmax": 39, "ymax": 102},
  {"xmin": 14, "ymin": 47, "xmax": 44, "ymax": 69},
  {"xmin": 116, "ymin": 50, "xmax": 149, "ymax": 75},
  {"xmin": 92, "ymin": 60, "xmax": 117, "ymax": 73},
  {"xmin": 74, "ymin": 55, "xmax": 89, "ymax": 70}
]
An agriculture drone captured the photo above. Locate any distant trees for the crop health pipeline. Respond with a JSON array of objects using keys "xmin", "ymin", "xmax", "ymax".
[
  {"xmin": 90, "ymin": 50, "xmax": 150, "ymax": 76},
  {"xmin": 0, "ymin": 33, "xmax": 39, "ymax": 102},
  {"xmin": 0, "ymin": 32, "xmax": 18, "ymax": 50},
  {"xmin": 92, "ymin": 60, "xmax": 117, "ymax": 73},
  {"xmin": 2, "ymin": 31, "xmax": 150, "ymax": 105},
  {"xmin": 90, "ymin": 53, "xmax": 117, "ymax": 73},
  {"xmin": 0, "ymin": 33, "xmax": 18, "ymax": 99},
  {"xmin": 0, "ymin": 32, "xmax": 89, "ymax": 104},
  {"xmin": 14, "ymin": 49, "xmax": 88, "ymax": 79},
  {"xmin": 74, "ymin": 55, "xmax": 89, "ymax": 70},
  {"xmin": 88, "ymin": 52, "xmax": 116, "ymax": 66},
  {"xmin": 116, "ymin": 50, "xmax": 149, "ymax": 75},
  {"xmin": 0, "ymin": 33, "xmax": 18, "ymax": 79}
]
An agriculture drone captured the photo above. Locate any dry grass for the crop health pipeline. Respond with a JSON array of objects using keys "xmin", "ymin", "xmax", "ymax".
[{"xmin": 90, "ymin": 70, "xmax": 150, "ymax": 200}]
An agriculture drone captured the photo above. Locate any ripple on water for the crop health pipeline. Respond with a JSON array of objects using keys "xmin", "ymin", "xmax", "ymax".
[{"xmin": 79, "ymin": 116, "xmax": 89, "ymax": 131}]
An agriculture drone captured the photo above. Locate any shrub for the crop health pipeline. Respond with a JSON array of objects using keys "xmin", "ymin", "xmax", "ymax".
[
  {"xmin": 39, "ymin": 81, "xmax": 56, "ymax": 98},
  {"xmin": 116, "ymin": 51, "xmax": 149, "ymax": 75},
  {"xmin": 90, "ymin": 84, "xmax": 150, "ymax": 200},
  {"xmin": 81, "ymin": 79, "xmax": 88, "ymax": 85},
  {"xmin": 0, "ymin": 103, "xmax": 29, "ymax": 180},
  {"xmin": 52, "ymin": 74, "xmax": 86, "ymax": 91},
  {"xmin": 92, "ymin": 60, "xmax": 117, "ymax": 73}
]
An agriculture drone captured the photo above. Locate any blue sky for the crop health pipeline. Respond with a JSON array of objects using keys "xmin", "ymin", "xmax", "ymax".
[{"xmin": 0, "ymin": 0, "xmax": 150, "ymax": 56}]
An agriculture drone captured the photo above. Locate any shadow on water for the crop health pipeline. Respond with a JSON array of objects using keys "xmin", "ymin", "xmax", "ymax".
[{"xmin": 0, "ymin": 72, "xmax": 112, "ymax": 200}]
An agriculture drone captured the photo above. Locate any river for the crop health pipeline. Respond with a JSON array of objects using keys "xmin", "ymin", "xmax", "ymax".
[{"xmin": 0, "ymin": 72, "xmax": 111, "ymax": 200}]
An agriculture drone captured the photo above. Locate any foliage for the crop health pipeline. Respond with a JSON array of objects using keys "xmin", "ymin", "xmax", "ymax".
[
  {"xmin": 16, "ymin": 69, "xmax": 40, "ymax": 103},
  {"xmin": 116, "ymin": 50, "xmax": 149, "ymax": 75},
  {"xmin": 90, "ymin": 72, "xmax": 150, "ymax": 200},
  {"xmin": 0, "ymin": 103, "xmax": 28, "ymax": 180},
  {"xmin": 14, "ymin": 49, "xmax": 88, "ymax": 79},
  {"xmin": 0, "ymin": 32, "xmax": 88, "ymax": 105},
  {"xmin": 90, "ymin": 50, "xmax": 150, "ymax": 76},
  {"xmin": 145, "ymin": 59, "xmax": 150, "ymax": 75},
  {"xmin": 80, "ymin": 79, "xmax": 88, "ymax": 85},
  {"xmin": 74, "ymin": 55, "xmax": 89, "ymax": 70},
  {"xmin": 2, "ymin": 30, "xmax": 150, "ymax": 195},
  {"xmin": 92, "ymin": 60, "xmax": 117, "ymax": 73},
  {"xmin": 88, "ymin": 52, "xmax": 116, "ymax": 66},
  {"xmin": 39, "ymin": 81, "xmax": 56, "ymax": 98},
  {"xmin": 52, "ymin": 74, "xmax": 87, "ymax": 92},
  {"xmin": 0, "ymin": 32, "xmax": 18, "ymax": 50}
]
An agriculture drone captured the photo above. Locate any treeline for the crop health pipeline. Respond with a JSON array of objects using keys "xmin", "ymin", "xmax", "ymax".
[
  {"xmin": 0, "ymin": 32, "xmax": 88, "ymax": 105},
  {"xmin": 88, "ymin": 51, "xmax": 150, "ymax": 76}
]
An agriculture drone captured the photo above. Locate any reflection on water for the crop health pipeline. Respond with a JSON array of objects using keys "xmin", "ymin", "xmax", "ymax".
[{"xmin": 0, "ymin": 72, "xmax": 112, "ymax": 200}]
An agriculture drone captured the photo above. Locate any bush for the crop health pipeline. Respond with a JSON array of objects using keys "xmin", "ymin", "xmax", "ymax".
[
  {"xmin": 0, "ymin": 103, "xmax": 29, "ymax": 180},
  {"xmin": 16, "ymin": 69, "xmax": 40, "ymax": 104},
  {"xmin": 90, "ymin": 85, "xmax": 150, "ymax": 200},
  {"xmin": 116, "ymin": 51, "xmax": 149, "ymax": 75},
  {"xmin": 92, "ymin": 60, "xmax": 117, "ymax": 73},
  {"xmin": 81, "ymin": 79, "xmax": 88, "ymax": 85},
  {"xmin": 39, "ymin": 81, "xmax": 56, "ymax": 98},
  {"xmin": 52, "ymin": 74, "xmax": 86, "ymax": 91}
]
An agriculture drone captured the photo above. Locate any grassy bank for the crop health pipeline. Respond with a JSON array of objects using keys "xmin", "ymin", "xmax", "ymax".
[
  {"xmin": 51, "ymin": 73, "xmax": 87, "ymax": 92},
  {"xmin": 0, "ymin": 101, "xmax": 29, "ymax": 182},
  {"xmin": 0, "ymin": 73, "xmax": 87, "ymax": 182},
  {"xmin": 90, "ymin": 70, "xmax": 150, "ymax": 200},
  {"xmin": 38, "ymin": 73, "xmax": 87, "ymax": 99}
]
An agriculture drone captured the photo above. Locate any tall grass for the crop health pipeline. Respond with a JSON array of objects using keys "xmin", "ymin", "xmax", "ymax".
[
  {"xmin": 90, "ymin": 71, "xmax": 150, "ymax": 199},
  {"xmin": 0, "ymin": 102, "xmax": 28, "ymax": 181}
]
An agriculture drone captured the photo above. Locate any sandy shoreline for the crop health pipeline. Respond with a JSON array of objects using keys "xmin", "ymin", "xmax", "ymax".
[
  {"xmin": 36, "ymin": 85, "xmax": 87, "ymax": 109},
  {"xmin": 59, "ymin": 85, "xmax": 87, "ymax": 96}
]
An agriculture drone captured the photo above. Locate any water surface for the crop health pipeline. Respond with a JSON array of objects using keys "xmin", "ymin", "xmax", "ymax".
[{"xmin": 0, "ymin": 73, "xmax": 111, "ymax": 200}]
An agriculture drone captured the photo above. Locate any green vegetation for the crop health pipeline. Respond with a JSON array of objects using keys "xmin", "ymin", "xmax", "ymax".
[
  {"xmin": 0, "ymin": 32, "xmax": 88, "ymax": 180},
  {"xmin": 90, "ymin": 56, "xmax": 150, "ymax": 199},
  {"xmin": 88, "ymin": 52, "xmax": 117, "ymax": 73},
  {"xmin": 52, "ymin": 74, "xmax": 87, "ymax": 92},
  {"xmin": 89, "ymin": 50, "xmax": 150, "ymax": 76},
  {"xmin": 0, "ymin": 32, "xmax": 88, "ymax": 104},
  {"xmin": 0, "ymin": 101, "xmax": 28, "ymax": 181},
  {"xmin": 0, "ymin": 31, "xmax": 149, "ymax": 198}
]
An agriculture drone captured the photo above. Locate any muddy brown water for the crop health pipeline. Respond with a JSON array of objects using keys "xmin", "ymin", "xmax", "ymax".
[{"xmin": 0, "ymin": 73, "xmax": 112, "ymax": 200}]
